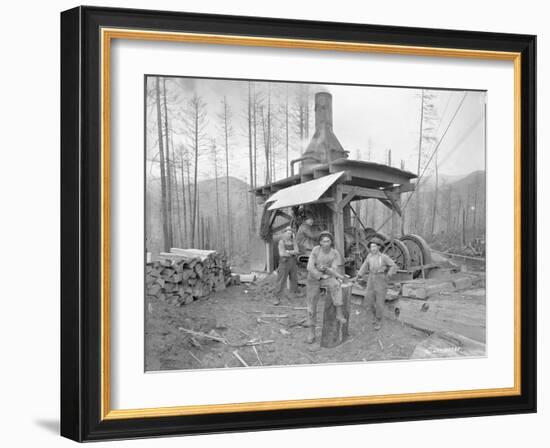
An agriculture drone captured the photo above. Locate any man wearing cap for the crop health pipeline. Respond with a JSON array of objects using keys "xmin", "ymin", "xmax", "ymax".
[
  {"xmin": 296, "ymin": 215, "xmax": 319, "ymax": 254},
  {"xmin": 274, "ymin": 226, "xmax": 301, "ymax": 305},
  {"xmin": 357, "ymin": 241, "xmax": 397, "ymax": 330}
]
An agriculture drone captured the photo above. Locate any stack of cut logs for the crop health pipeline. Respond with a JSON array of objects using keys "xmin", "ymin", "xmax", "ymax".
[{"xmin": 146, "ymin": 248, "xmax": 232, "ymax": 306}]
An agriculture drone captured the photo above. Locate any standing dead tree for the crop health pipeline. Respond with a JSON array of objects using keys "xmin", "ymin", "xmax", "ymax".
[
  {"xmin": 209, "ymin": 138, "xmax": 222, "ymax": 249},
  {"xmin": 247, "ymin": 82, "xmax": 257, "ymax": 233},
  {"xmin": 154, "ymin": 77, "xmax": 170, "ymax": 251},
  {"xmin": 184, "ymin": 92, "xmax": 208, "ymax": 248},
  {"xmin": 260, "ymin": 86, "xmax": 272, "ymax": 185},
  {"xmin": 413, "ymin": 90, "xmax": 438, "ymax": 234},
  {"xmin": 175, "ymin": 144, "xmax": 189, "ymax": 246},
  {"xmin": 162, "ymin": 79, "xmax": 174, "ymax": 247},
  {"xmin": 218, "ymin": 96, "xmax": 234, "ymax": 255}
]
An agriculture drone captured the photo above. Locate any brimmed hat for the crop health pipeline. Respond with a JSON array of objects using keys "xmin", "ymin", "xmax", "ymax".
[{"xmin": 367, "ymin": 239, "xmax": 384, "ymax": 249}]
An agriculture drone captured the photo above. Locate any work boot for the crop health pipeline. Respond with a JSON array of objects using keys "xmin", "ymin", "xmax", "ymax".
[
  {"xmin": 273, "ymin": 296, "xmax": 281, "ymax": 306},
  {"xmin": 374, "ymin": 320, "xmax": 382, "ymax": 331},
  {"xmin": 335, "ymin": 306, "xmax": 347, "ymax": 325}
]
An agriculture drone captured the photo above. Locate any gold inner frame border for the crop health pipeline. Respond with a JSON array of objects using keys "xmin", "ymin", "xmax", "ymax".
[{"xmin": 99, "ymin": 27, "xmax": 522, "ymax": 420}]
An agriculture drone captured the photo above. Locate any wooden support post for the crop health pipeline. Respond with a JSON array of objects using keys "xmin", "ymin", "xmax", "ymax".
[
  {"xmin": 391, "ymin": 195, "xmax": 401, "ymax": 236},
  {"xmin": 343, "ymin": 204, "xmax": 351, "ymax": 229},
  {"xmin": 265, "ymin": 239, "xmax": 275, "ymax": 272},
  {"xmin": 332, "ymin": 185, "xmax": 345, "ymax": 268},
  {"xmin": 321, "ymin": 284, "xmax": 351, "ymax": 348}
]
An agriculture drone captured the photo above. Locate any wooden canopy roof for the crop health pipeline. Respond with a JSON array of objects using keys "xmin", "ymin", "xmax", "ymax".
[{"xmin": 253, "ymin": 158, "xmax": 417, "ymax": 203}]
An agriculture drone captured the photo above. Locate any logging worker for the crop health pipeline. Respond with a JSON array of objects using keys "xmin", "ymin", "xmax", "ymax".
[
  {"xmin": 296, "ymin": 215, "xmax": 319, "ymax": 254},
  {"xmin": 305, "ymin": 231, "xmax": 346, "ymax": 344},
  {"xmin": 274, "ymin": 227, "xmax": 300, "ymax": 305},
  {"xmin": 357, "ymin": 241, "xmax": 397, "ymax": 331}
]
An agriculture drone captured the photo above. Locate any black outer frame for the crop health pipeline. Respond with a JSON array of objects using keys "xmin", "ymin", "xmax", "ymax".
[{"xmin": 60, "ymin": 5, "xmax": 536, "ymax": 442}]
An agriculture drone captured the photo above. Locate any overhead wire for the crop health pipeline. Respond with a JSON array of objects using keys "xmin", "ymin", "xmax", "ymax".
[{"xmin": 373, "ymin": 91, "xmax": 469, "ymax": 233}]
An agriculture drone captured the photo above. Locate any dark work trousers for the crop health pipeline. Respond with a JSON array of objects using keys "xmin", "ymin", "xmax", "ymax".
[
  {"xmin": 275, "ymin": 256, "xmax": 298, "ymax": 298},
  {"xmin": 364, "ymin": 273, "xmax": 388, "ymax": 321}
]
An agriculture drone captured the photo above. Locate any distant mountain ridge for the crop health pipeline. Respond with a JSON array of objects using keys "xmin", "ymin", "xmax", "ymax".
[{"xmin": 420, "ymin": 170, "xmax": 485, "ymax": 191}]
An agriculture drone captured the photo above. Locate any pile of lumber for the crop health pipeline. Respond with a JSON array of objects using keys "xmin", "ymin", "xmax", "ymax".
[{"xmin": 146, "ymin": 248, "xmax": 232, "ymax": 306}]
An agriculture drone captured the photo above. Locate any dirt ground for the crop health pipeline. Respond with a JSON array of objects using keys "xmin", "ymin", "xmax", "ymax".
[{"xmin": 145, "ymin": 275, "xmax": 431, "ymax": 371}]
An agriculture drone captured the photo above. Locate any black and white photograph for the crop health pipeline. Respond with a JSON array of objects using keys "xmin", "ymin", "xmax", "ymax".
[{"xmin": 144, "ymin": 76, "xmax": 487, "ymax": 371}]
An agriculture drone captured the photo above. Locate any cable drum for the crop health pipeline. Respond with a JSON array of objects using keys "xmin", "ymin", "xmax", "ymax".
[{"xmin": 399, "ymin": 234, "xmax": 432, "ymax": 267}]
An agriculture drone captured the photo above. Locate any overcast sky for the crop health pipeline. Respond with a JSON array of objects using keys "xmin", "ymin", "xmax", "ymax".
[{"xmin": 146, "ymin": 76, "xmax": 486, "ymax": 185}]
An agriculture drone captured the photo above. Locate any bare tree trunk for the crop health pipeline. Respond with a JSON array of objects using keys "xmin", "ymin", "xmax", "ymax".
[
  {"xmin": 179, "ymin": 157, "xmax": 187, "ymax": 246},
  {"xmin": 473, "ymin": 175, "xmax": 479, "ymax": 236},
  {"xmin": 248, "ymin": 83, "xmax": 256, "ymax": 232},
  {"xmin": 185, "ymin": 158, "xmax": 192, "ymax": 245},
  {"xmin": 415, "ymin": 90, "xmax": 425, "ymax": 234},
  {"xmin": 430, "ymin": 150, "xmax": 439, "ymax": 238},
  {"xmin": 304, "ymin": 84, "xmax": 310, "ymax": 139},
  {"xmin": 191, "ymin": 100, "xmax": 199, "ymax": 247},
  {"xmin": 222, "ymin": 97, "xmax": 233, "ymax": 255},
  {"xmin": 261, "ymin": 106, "xmax": 270, "ymax": 184},
  {"xmin": 285, "ymin": 84, "xmax": 289, "ymax": 178},
  {"xmin": 155, "ymin": 77, "xmax": 169, "ymax": 251},
  {"xmin": 253, "ymin": 84, "xmax": 258, "ymax": 189},
  {"xmin": 465, "ymin": 183, "xmax": 472, "ymax": 237},
  {"xmin": 446, "ymin": 185, "xmax": 452, "ymax": 235},
  {"xmin": 212, "ymin": 141, "xmax": 221, "ymax": 250},
  {"xmin": 267, "ymin": 85, "xmax": 273, "ymax": 182},
  {"xmin": 462, "ymin": 207, "xmax": 466, "ymax": 246},
  {"xmin": 162, "ymin": 78, "xmax": 173, "ymax": 247}
]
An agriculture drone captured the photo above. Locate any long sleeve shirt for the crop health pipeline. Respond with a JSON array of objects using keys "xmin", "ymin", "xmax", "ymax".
[{"xmin": 357, "ymin": 252, "xmax": 398, "ymax": 278}]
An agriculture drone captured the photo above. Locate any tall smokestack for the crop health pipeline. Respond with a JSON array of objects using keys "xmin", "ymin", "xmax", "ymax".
[{"xmin": 300, "ymin": 92, "xmax": 348, "ymax": 172}]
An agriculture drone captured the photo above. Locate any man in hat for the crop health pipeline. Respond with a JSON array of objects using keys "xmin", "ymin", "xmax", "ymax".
[
  {"xmin": 296, "ymin": 214, "xmax": 319, "ymax": 254},
  {"xmin": 274, "ymin": 226, "xmax": 301, "ymax": 305},
  {"xmin": 305, "ymin": 231, "xmax": 346, "ymax": 343},
  {"xmin": 357, "ymin": 241, "xmax": 397, "ymax": 330}
]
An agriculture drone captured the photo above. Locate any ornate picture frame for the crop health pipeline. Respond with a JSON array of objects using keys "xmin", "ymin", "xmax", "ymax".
[{"xmin": 60, "ymin": 6, "xmax": 536, "ymax": 441}]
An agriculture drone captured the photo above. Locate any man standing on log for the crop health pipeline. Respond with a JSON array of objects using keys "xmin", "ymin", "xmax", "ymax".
[
  {"xmin": 296, "ymin": 215, "xmax": 319, "ymax": 254},
  {"xmin": 357, "ymin": 241, "xmax": 397, "ymax": 331},
  {"xmin": 305, "ymin": 231, "xmax": 346, "ymax": 343}
]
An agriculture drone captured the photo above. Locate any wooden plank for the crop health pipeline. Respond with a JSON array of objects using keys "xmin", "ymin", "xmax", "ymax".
[
  {"xmin": 277, "ymin": 210, "xmax": 293, "ymax": 221},
  {"xmin": 393, "ymin": 294, "xmax": 486, "ymax": 343},
  {"xmin": 268, "ymin": 209, "xmax": 279, "ymax": 227},
  {"xmin": 401, "ymin": 280, "xmax": 454, "ymax": 299},
  {"xmin": 376, "ymin": 198, "xmax": 395, "ymax": 212},
  {"xmin": 329, "ymin": 159, "xmax": 413, "ymax": 185},
  {"xmin": 271, "ymin": 221, "xmax": 292, "ymax": 234},
  {"xmin": 336, "ymin": 187, "xmax": 360, "ymax": 211},
  {"xmin": 170, "ymin": 248, "xmax": 217, "ymax": 261},
  {"xmin": 340, "ymin": 184, "xmax": 388, "ymax": 200},
  {"xmin": 384, "ymin": 190, "xmax": 402, "ymax": 216},
  {"xmin": 389, "ymin": 182, "xmax": 415, "ymax": 194}
]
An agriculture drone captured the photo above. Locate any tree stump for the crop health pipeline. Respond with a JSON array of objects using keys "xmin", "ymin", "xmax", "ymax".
[{"xmin": 321, "ymin": 283, "xmax": 351, "ymax": 348}]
